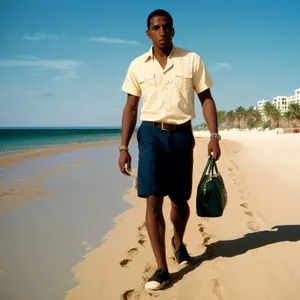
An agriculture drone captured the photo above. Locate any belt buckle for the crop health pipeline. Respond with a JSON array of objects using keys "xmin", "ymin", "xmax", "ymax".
[
  {"xmin": 161, "ymin": 123, "xmax": 176, "ymax": 131},
  {"xmin": 161, "ymin": 123, "xmax": 170, "ymax": 131}
]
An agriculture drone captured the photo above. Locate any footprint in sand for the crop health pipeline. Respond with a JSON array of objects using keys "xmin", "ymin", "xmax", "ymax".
[
  {"xmin": 240, "ymin": 202, "xmax": 249, "ymax": 209},
  {"xmin": 138, "ymin": 222, "xmax": 146, "ymax": 231},
  {"xmin": 119, "ymin": 224, "xmax": 147, "ymax": 269},
  {"xmin": 202, "ymin": 235, "xmax": 212, "ymax": 245},
  {"xmin": 240, "ymin": 202, "xmax": 254, "ymax": 217},
  {"xmin": 240, "ymin": 201, "xmax": 264, "ymax": 232},
  {"xmin": 142, "ymin": 263, "xmax": 151, "ymax": 283},
  {"xmin": 127, "ymin": 247, "xmax": 139, "ymax": 257},
  {"xmin": 228, "ymin": 167, "xmax": 240, "ymax": 176},
  {"xmin": 138, "ymin": 233, "xmax": 146, "ymax": 246},
  {"xmin": 120, "ymin": 248, "xmax": 139, "ymax": 268},
  {"xmin": 247, "ymin": 221, "xmax": 260, "ymax": 232},
  {"xmin": 120, "ymin": 259, "xmax": 132, "ymax": 268},
  {"xmin": 244, "ymin": 210, "xmax": 253, "ymax": 217},
  {"xmin": 212, "ymin": 278, "xmax": 224, "ymax": 300},
  {"xmin": 137, "ymin": 223, "xmax": 147, "ymax": 246},
  {"xmin": 121, "ymin": 289, "xmax": 140, "ymax": 300},
  {"xmin": 138, "ymin": 238, "xmax": 146, "ymax": 246},
  {"xmin": 198, "ymin": 223, "xmax": 205, "ymax": 233},
  {"xmin": 198, "ymin": 224, "xmax": 214, "ymax": 248}
]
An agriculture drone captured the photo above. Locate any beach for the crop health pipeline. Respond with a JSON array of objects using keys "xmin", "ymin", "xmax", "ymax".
[
  {"xmin": 1, "ymin": 130, "xmax": 300, "ymax": 300},
  {"xmin": 0, "ymin": 140, "xmax": 138, "ymax": 300}
]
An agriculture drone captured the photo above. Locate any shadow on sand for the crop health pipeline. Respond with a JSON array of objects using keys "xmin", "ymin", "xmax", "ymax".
[{"xmin": 165, "ymin": 225, "xmax": 300, "ymax": 289}]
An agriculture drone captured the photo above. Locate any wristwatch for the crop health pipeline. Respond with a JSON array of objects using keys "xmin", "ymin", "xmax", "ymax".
[
  {"xmin": 118, "ymin": 145, "xmax": 129, "ymax": 151},
  {"xmin": 210, "ymin": 133, "xmax": 221, "ymax": 141}
]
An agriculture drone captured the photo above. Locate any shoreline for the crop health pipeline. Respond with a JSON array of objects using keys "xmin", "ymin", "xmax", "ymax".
[
  {"xmin": 0, "ymin": 139, "xmax": 124, "ymax": 167},
  {"xmin": 0, "ymin": 138, "xmax": 138, "ymax": 213},
  {"xmin": 2, "ymin": 126, "xmax": 298, "ymax": 168}
]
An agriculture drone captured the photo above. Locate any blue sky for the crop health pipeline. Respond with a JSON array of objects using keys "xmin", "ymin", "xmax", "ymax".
[{"xmin": 0, "ymin": 0, "xmax": 299, "ymax": 127}]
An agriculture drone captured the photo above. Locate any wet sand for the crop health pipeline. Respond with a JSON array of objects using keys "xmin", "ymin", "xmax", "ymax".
[{"xmin": 0, "ymin": 142, "xmax": 138, "ymax": 300}]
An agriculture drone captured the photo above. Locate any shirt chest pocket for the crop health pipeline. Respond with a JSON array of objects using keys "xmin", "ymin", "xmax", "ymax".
[
  {"xmin": 137, "ymin": 74, "xmax": 156, "ymax": 97},
  {"xmin": 172, "ymin": 72, "xmax": 193, "ymax": 92}
]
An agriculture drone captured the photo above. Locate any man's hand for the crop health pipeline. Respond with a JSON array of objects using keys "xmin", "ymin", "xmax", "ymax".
[
  {"xmin": 208, "ymin": 138, "xmax": 221, "ymax": 161},
  {"xmin": 119, "ymin": 150, "xmax": 132, "ymax": 176}
]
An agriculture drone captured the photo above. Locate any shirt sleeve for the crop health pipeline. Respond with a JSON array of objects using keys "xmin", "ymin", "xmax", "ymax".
[
  {"xmin": 121, "ymin": 61, "xmax": 141, "ymax": 97},
  {"xmin": 192, "ymin": 54, "xmax": 214, "ymax": 94}
]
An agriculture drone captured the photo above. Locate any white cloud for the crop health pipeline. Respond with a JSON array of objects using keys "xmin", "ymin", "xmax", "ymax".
[
  {"xmin": 21, "ymin": 32, "xmax": 68, "ymax": 41},
  {"xmin": 41, "ymin": 92, "xmax": 55, "ymax": 98},
  {"xmin": 88, "ymin": 36, "xmax": 140, "ymax": 45},
  {"xmin": 21, "ymin": 33, "xmax": 140, "ymax": 45},
  {"xmin": 210, "ymin": 62, "xmax": 231, "ymax": 72},
  {"xmin": 0, "ymin": 56, "xmax": 85, "ymax": 81}
]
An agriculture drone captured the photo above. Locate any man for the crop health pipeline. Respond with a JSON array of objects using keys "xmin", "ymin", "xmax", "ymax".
[{"xmin": 118, "ymin": 9, "xmax": 221, "ymax": 291}]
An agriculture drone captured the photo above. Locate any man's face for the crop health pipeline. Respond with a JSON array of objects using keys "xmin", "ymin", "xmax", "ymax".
[{"xmin": 146, "ymin": 16, "xmax": 174, "ymax": 49}]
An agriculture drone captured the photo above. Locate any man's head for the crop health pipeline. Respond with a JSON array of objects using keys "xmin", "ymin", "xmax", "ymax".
[{"xmin": 146, "ymin": 9, "xmax": 174, "ymax": 50}]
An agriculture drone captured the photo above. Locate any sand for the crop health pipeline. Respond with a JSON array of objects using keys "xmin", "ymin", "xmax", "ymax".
[
  {"xmin": 63, "ymin": 130, "xmax": 300, "ymax": 300},
  {"xmin": 1, "ymin": 130, "xmax": 300, "ymax": 300}
]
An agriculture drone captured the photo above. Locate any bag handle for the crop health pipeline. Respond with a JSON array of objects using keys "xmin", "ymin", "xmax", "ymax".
[
  {"xmin": 201, "ymin": 155, "xmax": 220, "ymax": 181},
  {"xmin": 200, "ymin": 155, "xmax": 213, "ymax": 181},
  {"xmin": 208, "ymin": 155, "xmax": 219, "ymax": 176}
]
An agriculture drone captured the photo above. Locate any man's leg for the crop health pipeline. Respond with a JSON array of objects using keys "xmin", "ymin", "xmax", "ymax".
[
  {"xmin": 168, "ymin": 127, "xmax": 194, "ymax": 263},
  {"xmin": 170, "ymin": 201, "xmax": 190, "ymax": 249},
  {"xmin": 137, "ymin": 122, "xmax": 170, "ymax": 290},
  {"xmin": 146, "ymin": 195, "xmax": 168, "ymax": 271}
]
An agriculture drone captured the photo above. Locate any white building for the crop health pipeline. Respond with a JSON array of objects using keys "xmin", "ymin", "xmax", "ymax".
[
  {"xmin": 287, "ymin": 88, "xmax": 300, "ymax": 105},
  {"xmin": 257, "ymin": 99, "xmax": 269, "ymax": 113},
  {"xmin": 257, "ymin": 88, "xmax": 300, "ymax": 114},
  {"xmin": 273, "ymin": 96, "xmax": 288, "ymax": 113}
]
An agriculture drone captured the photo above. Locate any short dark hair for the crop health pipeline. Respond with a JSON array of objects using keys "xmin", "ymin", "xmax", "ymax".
[{"xmin": 147, "ymin": 9, "xmax": 173, "ymax": 29}]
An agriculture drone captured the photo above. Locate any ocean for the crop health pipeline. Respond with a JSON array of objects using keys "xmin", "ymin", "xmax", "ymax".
[{"xmin": 0, "ymin": 127, "xmax": 123, "ymax": 153}]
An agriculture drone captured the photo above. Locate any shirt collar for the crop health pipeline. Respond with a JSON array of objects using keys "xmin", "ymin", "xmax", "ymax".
[{"xmin": 144, "ymin": 44, "xmax": 178, "ymax": 62}]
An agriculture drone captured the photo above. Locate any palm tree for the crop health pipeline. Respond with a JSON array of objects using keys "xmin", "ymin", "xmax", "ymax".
[
  {"xmin": 263, "ymin": 102, "xmax": 281, "ymax": 129},
  {"xmin": 284, "ymin": 103, "xmax": 300, "ymax": 128},
  {"xmin": 235, "ymin": 106, "xmax": 247, "ymax": 128},
  {"xmin": 287, "ymin": 103, "xmax": 300, "ymax": 120},
  {"xmin": 246, "ymin": 106, "xmax": 262, "ymax": 129},
  {"xmin": 226, "ymin": 110, "xmax": 236, "ymax": 128},
  {"xmin": 217, "ymin": 110, "xmax": 227, "ymax": 128}
]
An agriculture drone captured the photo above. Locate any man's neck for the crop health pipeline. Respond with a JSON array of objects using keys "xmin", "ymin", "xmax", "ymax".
[{"xmin": 152, "ymin": 43, "xmax": 173, "ymax": 59}]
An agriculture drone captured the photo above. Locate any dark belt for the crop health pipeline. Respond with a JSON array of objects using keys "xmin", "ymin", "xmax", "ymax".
[{"xmin": 147, "ymin": 120, "xmax": 191, "ymax": 131}]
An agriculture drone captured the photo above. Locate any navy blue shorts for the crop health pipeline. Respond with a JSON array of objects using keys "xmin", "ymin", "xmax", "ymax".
[{"xmin": 137, "ymin": 121, "xmax": 195, "ymax": 204}]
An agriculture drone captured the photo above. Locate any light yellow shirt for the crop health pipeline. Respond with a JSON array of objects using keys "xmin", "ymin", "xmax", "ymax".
[{"xmin": 121, "ymin": 45, "xmax": 214, "ymax": 125}]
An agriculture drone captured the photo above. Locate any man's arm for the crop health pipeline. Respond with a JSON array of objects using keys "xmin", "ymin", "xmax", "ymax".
[
  {"xmin": 198, "ymin": 88, "xmax": 218, "ymax": 134},
  {"xmin": 119, "ymin": 93, "xmax": 140, "ymax": 175},
  {"xmin": 197, "ymin": 88, "xmax": 221, "ymax": 160},
  {"xmin": 121, "ymin": 93, "xmax": 140, "ymax": 146}
]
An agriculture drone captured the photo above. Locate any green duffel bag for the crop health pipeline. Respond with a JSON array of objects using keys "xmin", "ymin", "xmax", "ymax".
[{"xmin": 196, "ymin": 155, "xmax": 227, "ymax": 217}]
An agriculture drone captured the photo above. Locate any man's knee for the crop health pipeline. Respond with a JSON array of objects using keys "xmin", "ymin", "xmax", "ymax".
[
  {"xmin": 146, "ymin": 195, "xmax": 164, "ymax": 214},
  {"xmin": 170, "ymin": 200, "xmax": 189, "ymax": 210}
]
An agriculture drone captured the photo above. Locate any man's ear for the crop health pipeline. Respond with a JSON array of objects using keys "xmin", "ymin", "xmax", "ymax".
[
  {"xmin": 146, "ymin": 30, "xmax": 151, "ymax": 39},
  {"xmin": 172, "ymin": 28, "xmax": 175, "ymax": 37}
]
